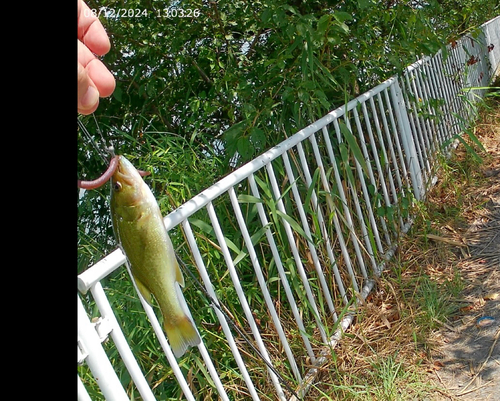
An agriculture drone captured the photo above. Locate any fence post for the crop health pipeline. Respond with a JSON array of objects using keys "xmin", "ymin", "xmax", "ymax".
[
  {"xmin": 78, "ymin": 296, "xmax": 129, "ymax": 401},
  {"xmin": 483, "ymin": 16, "xmax": 499, "ymax": 77},
  {"xmin": 391, "ymin": 78, "xmax": 424, "ymax": 200}
]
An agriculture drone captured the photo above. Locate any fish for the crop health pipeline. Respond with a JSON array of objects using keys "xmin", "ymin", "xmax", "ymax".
[{"xmin": 110, "ymin": 155, "xmax": 201, "ymax": 358}]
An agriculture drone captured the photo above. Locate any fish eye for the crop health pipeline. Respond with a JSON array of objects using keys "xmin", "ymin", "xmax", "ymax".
[{"xmin": 113, "ymin": 181, "xmax": 122, "ymax": 192}]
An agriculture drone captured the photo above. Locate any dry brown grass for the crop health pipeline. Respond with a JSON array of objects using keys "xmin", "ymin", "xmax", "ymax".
[{"xmin": 307, "ymin": 83, "xmax": 499, "ymax": 400}]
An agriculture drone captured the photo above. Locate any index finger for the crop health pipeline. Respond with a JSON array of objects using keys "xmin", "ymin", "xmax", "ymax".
[{"xmin": 77, "ymin": 0, "xmax": 111, "ymax": 56}]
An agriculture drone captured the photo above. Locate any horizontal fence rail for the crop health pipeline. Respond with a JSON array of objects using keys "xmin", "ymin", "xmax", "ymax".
[{"xmin": 78, "ymin": 16, "xmax": 500, "ymax": 401}]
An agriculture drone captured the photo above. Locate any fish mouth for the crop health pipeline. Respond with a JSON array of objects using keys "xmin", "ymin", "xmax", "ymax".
[
  {"xmin": 114, "ymin": 167, "xmax": 136, "ymax": 187},
  {"xmin": 113, "ymin": 156, "xmax": 139, "ymax": 187}
]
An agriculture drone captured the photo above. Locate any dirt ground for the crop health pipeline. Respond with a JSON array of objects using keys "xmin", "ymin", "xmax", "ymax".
[
  {"xmin": 305, "ymin": 86, "xmax": 499, "ymax": 401},
  {"xmin": 429, "ymin": 92, "xmax": 499, "ymax": 400}
]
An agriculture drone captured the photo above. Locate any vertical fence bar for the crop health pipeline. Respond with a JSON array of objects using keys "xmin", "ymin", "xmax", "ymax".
[
  {"xmin": 123, "ymin": 260, "xmax": 198, "ymax": 401},
  {"xmin": 423, "ymin": 57, "xmax": 447, "ymax": 147},
  {"xmin": 353, "ymin": 105, "xmax": 392, "ymax": 249},
  {"xmin": 228, "ymin": 186, "xmax": 302, "ymax": 383},
  {"xmin": 442, "ymin": 46, "xmax": 464, "ymax": 138},
  {"xmin": 331, "ymin": 118, "xmax": 377, "ymax": 279},
  {"xmin": 406, "ymin": 72, "xmax": 430, "ymax": 179},
  {"xmin": 399, "ymin": 72, "xmax": 431, "ymax": 190},
  {"xmin": 383, "ymin": 87, "xmax": 411, "ymax": 193},
  {"xmin": 433, "ymin": 53, "xmax": 455, "ymax": 145},
  {"xmin": 342, "ymin": 115, "xmax": 385, "ymax": 255},
  {"xmin": 280, "ymin": 148, "xmax": 339, "ymax": 319},
  {"xmin": 78, "ymin": 16, "xmax": 500, "ymax": 400},
  {"xmin": 376, "ymin": 91, "xmax": 406, "ymax": 196},
  {"xmin": 451, "ymin": 36, "xmax": 472, "ymax": 122},
  {"xmin": 206, "ymin": 200, "xmax": 286, "ymax": 401},
  {"xmin": 360, "ymin": 101, "xmax": 394, "ymax": 224},
  {"xmin": 266, "ymin": 160, "xmax": 328, "ymax": 344},
  {"xmin": 182, "ymin": 219, "xmax": 262, "ymax": 401},
  {"xmin": 247, "ymin": 173, "xmax": 317, "ymax": 360},
  {"xmin": 367, "ymin": 97, "xmax": 405, "ymax": 231},
  {"xmin": 391, "ymin": 79, "xmax": 424, "ymax": 200},
  {"xmin": 301, "ymin": 134, "xmax": 366, "ymax": 298},
  {"xmin": 309, "ymin": 131, "xmax": 368, "ymax": 286},
  {"xmin": 299, "ymin": 137, "xmax": 366, "ymax": 285},
  {"xmin": 431, "ymin": 51, "xmax": 454, "ymax": 144},
  {"xmin": 91, "ymin": 282, "xmax": 156, "ymax": 401},
  {"xmin": 484, "ymin": 16, "xmax": 499, "ymax": 75},
  {"xmin": 413, "ymin": 62, "xmax": 438, "ymax": 158},
  {"xmin": 78, "ymin": 296, "xmax": 130, "ymax": 401}
]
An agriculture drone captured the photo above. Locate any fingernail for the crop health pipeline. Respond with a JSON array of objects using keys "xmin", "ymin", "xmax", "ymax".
[{"xmin": 80, "ymin": 86, "xmax": 99, "ymax": 110}]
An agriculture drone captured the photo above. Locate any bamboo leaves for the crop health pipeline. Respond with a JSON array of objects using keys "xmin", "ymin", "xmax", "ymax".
[{"xmin": 338, "ymin": 120, "xmax": 369, "ymax": 177}]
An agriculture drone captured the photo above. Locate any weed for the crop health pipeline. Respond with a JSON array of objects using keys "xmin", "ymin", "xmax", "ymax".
[{"xmin": 414, "ymin": 276, "xmax": 456, "ymax": 330}]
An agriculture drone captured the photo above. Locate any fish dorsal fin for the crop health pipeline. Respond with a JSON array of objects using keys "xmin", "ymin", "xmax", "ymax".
[
  {"xmin": 163, "ymin": 223, "xmax": 185, "ymax": 287},
  {"xmin": 174, "ymin": 258, "xmax": 185, "ymax": 287},
  {"xmin": 174, "ymin": 282, "xmax": 197, "ymax": 326}
]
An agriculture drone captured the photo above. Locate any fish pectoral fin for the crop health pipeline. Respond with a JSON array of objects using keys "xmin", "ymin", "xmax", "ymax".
[{"xmin": 133, "ymin": 275, "xmax": 153, "ymax": 305}]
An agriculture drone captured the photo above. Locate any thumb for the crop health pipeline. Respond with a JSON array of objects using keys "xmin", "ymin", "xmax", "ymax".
[{"xmin": 78, "ymin": 62, "xmax": 99, "ymax": 115}]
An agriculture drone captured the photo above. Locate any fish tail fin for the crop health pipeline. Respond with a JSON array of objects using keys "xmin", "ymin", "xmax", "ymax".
[{"xmin": 164, "ymin": 315, "xmax": 201, "ymax": 358}]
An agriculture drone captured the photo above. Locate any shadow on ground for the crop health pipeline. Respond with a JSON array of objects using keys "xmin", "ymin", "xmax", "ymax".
[{"xmin": 431, "ymin": 96, "xmax": 499, "ymax": 400}]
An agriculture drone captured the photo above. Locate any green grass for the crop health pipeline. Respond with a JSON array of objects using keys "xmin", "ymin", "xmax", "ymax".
[
  {"xmin": 78, "ymin": 76, "xmax": 498, "ymax": 401},
  {"xmin": 304, "ymin": 261, "xmax": 463, "ymax": 401},
  {"xmin": 312, "ymin": 352, "xmax": 436, "ymax": 400},
  {"xmin": 311, "ymin": 83, "xmax": 499, "ymax": 401}
]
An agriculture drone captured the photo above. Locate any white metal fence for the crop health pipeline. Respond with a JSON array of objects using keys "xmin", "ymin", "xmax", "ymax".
[{"xmin": 78, "ymin": 16, "xmax": 500, "ymax": 401}]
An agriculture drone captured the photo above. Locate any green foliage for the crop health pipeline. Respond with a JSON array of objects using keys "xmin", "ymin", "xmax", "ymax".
[
  {"xmin": 78, "ymin": 1, "xmax": 497, "ymax": 398},
  {"xmin": 80, "ymin": 0, "xmax": 495, "ymax": 171},
  {"xmin": 429, "ymin": 0, "xmax": 499, "ymax": 38},
  {"xmin": 77, "ymin": 125, "xmax": 225, "ymax": 270}
]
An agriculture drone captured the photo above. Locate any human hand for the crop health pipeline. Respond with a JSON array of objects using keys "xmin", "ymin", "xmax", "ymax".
[{"xmin": 78, "ymin": 0, "xmax": 115, "ymax": 114}]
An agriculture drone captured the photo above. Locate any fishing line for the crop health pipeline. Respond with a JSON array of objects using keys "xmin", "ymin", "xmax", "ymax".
[
  {"xmin": 91, "ymin": 113, "xmax": 108, "ymax": 147},
  {"xmin": 84, "ymin": 130, "xmax": 298, "ymax": 395},
  {"xmin": 78, "ymin": 116, "xmax": 115, "ymax": 162},
  {"xmin": 175, "ymin": 254, "xmax": 302, "ymax": 400},
  {"xmin": 78, "ymin": 117, "xmax": 109, "ymax": 163}
]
